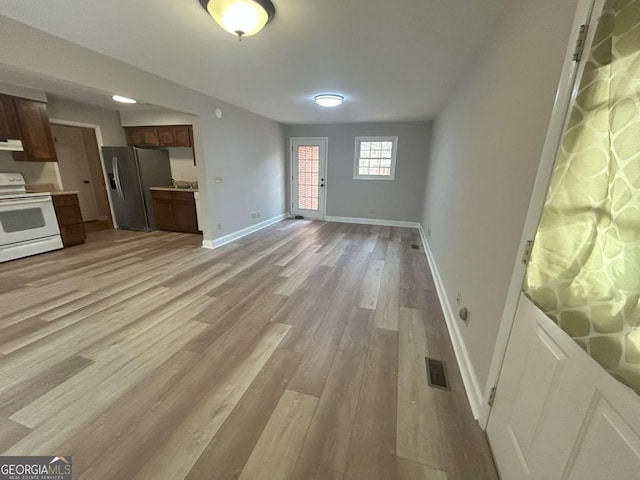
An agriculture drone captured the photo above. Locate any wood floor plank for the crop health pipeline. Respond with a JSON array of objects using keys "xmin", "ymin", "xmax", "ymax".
[
  {"xmin": 131, "ymin": 322, "xmax": 291, "ymax": 480},
  {"xmin": 185, "ymin": 348, "xmax": 302, "ymax": 480},
  {"xmin": 343, "ymin": 328, "xmax": 399, "ymax": 480},
  {"xmin": 237, "ymin": 389, "xmax": 318, "ymax": 480},
  {"xmin": 57, "ymin": 349, "xmax": 201, "ymax": 477},
  {"xmin": 286, "ymin": 303, "xmax": 350, "ymax": 398},
  {"xmin": 374, "ymin": 242, "xmax": 401, "ymax": 331},
  {"xmin": 299, "ymin": 307, "xmax": 373, "ymax": 472},
  {"xmin": 396, "ymin": 456, "xmax": 448, "ymax": 480},
  {"xmin": 290, "ymin": 458, "xmax": 344, "ymax": 480},
  {"xmin": 0, "ymin": 355, "xmax": 93, "ymax": 419},
  {"xmin": 357, "ymin": 259, "xmax": 385, "ymax": 310},
  {"xmin": 0, "ymin": 418, "xmax": 32, "ymax": 454},
  {"xmin": 397, "ymin": 307, "xmax": 444, "ymax": 470}
]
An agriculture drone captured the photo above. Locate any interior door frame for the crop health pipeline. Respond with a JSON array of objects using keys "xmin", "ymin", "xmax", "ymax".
[
  {"xmin": 50, "ymin": 118, "xmax": 115, "ymax": 228},
  {"xmin": 479, "ymin": 0, "xmax": 599, "ymax": 428},
  {"xmin": 289, "ymin": 137, "xmax": 328, "ymax": 220}
]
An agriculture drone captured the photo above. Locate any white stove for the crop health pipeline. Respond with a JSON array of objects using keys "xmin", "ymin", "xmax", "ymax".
[{"xmin": 0, "ymin": 173, "xmax": 63, "ymax": 263}]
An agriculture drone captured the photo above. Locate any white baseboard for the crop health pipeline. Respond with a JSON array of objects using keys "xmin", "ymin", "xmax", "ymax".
[
  {"xmin": 202, "ymin": 213, "xmax": 288, "ymax": 250},
  {"xmin": 418, "ymin": 225, "xmax": 484, "ymax": 421},
  {"xmin": 325, "ymin": 215, "xmax": 420, "ymax": 228}
]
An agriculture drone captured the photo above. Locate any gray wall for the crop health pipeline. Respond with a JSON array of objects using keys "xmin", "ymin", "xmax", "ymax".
[
  {"xmin": 286, "ymin": 122, "xmax": 431, "ymax": 222},
  {"xmin": 0, "ymin": 16, "xmax": 287, "ymax": 243},
  {"xmin": 421, "ymin": 0, "xmax": 579, "ymax": 395}
]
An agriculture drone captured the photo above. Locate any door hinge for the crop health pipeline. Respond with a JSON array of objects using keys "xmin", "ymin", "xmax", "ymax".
[
  {"xmin": 573, "ymin": 24, "xmax": 588, "ymax": 62},
  {"xmin": 488, "ymin": 386, "xmax": 497, "ymax": 406},
  {"xmin": 521, "ymin": 240, "xmax": 534, "ymax": 265}
]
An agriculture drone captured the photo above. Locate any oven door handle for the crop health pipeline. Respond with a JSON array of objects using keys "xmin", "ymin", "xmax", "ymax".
[
  {"xmin": 113, "ymin": 156, "xmax": 125, "ymax": 201},
  {"xmin": 0, "ymin": 197, "xmax": 51, "ymax": 206}
]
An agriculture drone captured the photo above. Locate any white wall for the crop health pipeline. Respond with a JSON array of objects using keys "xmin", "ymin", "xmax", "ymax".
[
  {"xmin": 0, "ymin": 81, "xmax": 46, "ymax": 102},
  {"xmin": 421, "ymin": 0, "xmax": 579, "ymax": 404},
  {"xmin": 167, "ymin": 148, "xmax": 198, "ymax": 182},
  {"xmin": 0, "ymin": 151, "xmax": 60, "ymax": 188},
  {"xmin": 286, "ymin": 122, "xmax": 431, "ymax": 222},
  {"xmin": 47, "ymin": 95, "xmax": 127, "ymax": 146},
  {"xmin": 0, "ymin": 15, "xmax": 287, "ymax": 241}
]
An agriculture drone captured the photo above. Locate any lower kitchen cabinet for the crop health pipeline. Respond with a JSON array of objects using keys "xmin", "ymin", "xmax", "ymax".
[
  {"xmin": 52, "ymin": 193, "xmax": 86, "ymax": 247},
  {"xmin": 151, "ymin": 189, "xmax": 199, "ymax": 233}
]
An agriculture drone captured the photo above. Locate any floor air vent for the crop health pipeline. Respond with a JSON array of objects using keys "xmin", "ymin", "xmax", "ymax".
[
  {"xmin": 411, "ymin": 244, "xmax": 420, "ymax": 250},
  {"xmin": 426, "ymin": 357, "xmax": 449, "ymax": 390}
]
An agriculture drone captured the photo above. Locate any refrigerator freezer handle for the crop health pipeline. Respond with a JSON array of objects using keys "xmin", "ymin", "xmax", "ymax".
[{"xmin": 113, "ymin": 156, "xmax": 125, "ymax": 200}]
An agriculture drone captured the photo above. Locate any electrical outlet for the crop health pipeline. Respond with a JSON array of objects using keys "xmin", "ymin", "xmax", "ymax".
[
  {"xmin": 369, "ymin": 208, "xmax": 375, "ymax": 214},
  {"xmin": 257, "ymin": 210, "xmax": 261, "ymax": 218},
  {"xmin": 217, "ymin": 223, "xmax": 222, "ymax": 230},
  {"xmin": 456, "ymin": 291, "xmax": 462, "ymax": 306},
  {"xmin": 459, "ymin": 307, "xmax": 471, "ymax": 324},
  {"xmin": 427, "ymin": 227, "xmax": 432, "ymax": 238},
  {"xmin": 213, "ymin": 175, "xmax": 224, "ymax": 183}
]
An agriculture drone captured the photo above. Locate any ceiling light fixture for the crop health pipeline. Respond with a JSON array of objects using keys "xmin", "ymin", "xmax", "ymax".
[
  {"xmin": 199, "ymin": 0, "xmax": 276, "ymax": 41},
  {"xmin": 314, "ymin": 94, "xmax": 344, "ymax": 107},
  {"xmin": 112, "ymin": 95, "xmax": 137, "ymax": 104}
]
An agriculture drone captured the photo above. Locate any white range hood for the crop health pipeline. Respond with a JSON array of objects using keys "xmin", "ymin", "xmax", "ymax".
[{"xmin": 0, "ymin": 139, "xmax": 24, "ymax": 152}]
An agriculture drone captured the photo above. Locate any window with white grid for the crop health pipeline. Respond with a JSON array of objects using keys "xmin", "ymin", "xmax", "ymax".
[{"xmin": 353, "ymin": 136, "xmax": 398, "ymax": 180}]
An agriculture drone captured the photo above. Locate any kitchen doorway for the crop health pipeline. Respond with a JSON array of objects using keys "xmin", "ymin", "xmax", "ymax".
[{"xmin": 50, "ymin": 122, "xmax": 113, "ymax": 232}]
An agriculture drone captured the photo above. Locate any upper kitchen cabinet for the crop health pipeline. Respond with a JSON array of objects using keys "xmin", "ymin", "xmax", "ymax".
[
  {"xmin": 126, "ymin": 125, "xmax": 192, "ymax": 148},
  {"xmin": 125, "ymin": 126, "xmax": 161, "ymax": 147},
  {"xmin": 0, "ymin": 94, "xmax": 20, "ymax": 140},
  {"xmin": 12, "ymin": 98, "xmax": 58, "ymax": 162}
]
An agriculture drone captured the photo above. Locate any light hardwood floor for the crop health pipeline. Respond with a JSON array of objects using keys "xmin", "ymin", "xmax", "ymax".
[{"xmin": 0, "ymin": 220, "xmax": 498, "ymax": 479}]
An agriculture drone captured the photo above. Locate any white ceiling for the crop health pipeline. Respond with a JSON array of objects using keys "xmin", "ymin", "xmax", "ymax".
[{"xmin": 0, "ymin": 0, "xmax": 509, "ymax": 124}]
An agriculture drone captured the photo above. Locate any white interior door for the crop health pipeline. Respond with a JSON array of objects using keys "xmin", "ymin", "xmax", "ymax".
[
  {"xmin": 52, "ymin": 124, "xmax": 99, "ymax": 221},
  {"xmin": 290, "ymin": 138, "xmax": 327, "ymax": 220},
  {"xmin": 487, "ymin": 296, "xmax": 640, "ymax": 479},
  {"xmin": 486, "ymin": 0, "xmax": 640, "ymax": 477}
]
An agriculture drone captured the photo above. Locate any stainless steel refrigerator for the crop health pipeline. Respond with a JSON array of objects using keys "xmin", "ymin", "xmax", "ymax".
[{"xmin": 101, "ymin": 147, "xmax": 172, "ymax": 231}]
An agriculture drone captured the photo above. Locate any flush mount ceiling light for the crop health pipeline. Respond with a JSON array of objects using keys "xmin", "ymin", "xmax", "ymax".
[
  {"xmin": 112, "ymin": 95, "xmax": 137, "ymax": 104},
  {"xmin": 314, "ymin": 94, "xmax": 344, "ymax": 107},
  {"xmin": 199, "ymin": 0, "xmax": 276, "ymax": 40}
]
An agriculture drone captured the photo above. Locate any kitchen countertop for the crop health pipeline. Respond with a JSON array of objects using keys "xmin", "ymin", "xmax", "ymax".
[
  {"xmin": 49, "ymin": 191, "xmax": 80, "ymax": 196},
  {"xmin": 150, "ymin": 186, "xmax": 199, "ymax": 193}
]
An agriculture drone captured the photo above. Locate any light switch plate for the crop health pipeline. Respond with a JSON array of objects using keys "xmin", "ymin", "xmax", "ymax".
[{"xmin": 214, "ymin": 175, "xmax": 224, "ymax": 183}]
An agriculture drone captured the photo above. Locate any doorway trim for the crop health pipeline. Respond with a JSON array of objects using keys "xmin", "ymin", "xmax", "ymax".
[
  {"xmin": 49, "ymin": 118, "xmax": 116, "ymax": 228},
  {"xmin": 289, "ymin": 137, "xmax": 329, "ymax": 220},
  {"xmin": 479, "ymin": 0, "xmax": 600, "ymax": 428}
]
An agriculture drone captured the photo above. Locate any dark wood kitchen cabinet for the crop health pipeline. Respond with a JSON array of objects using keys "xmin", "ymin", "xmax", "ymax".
[
  {"xmin": 125, "ymin": 126, "xmax": 161, "ymax": 147},
  {"xmin": 126, "ymin": 125, "xmax": 192, "ymax": 148},
  {"xmin": 158, "ymin": 125, "xmax": 192, "ymax": 147},
  {"xmin": 52, "ymin": 193, "xmax": 86, "ymax": 247},
  {"xmin": 0, "ymin": 94, "xmax": 20, "ymax": 140},
  {"xmin": 11, "ymin": 98, "xmax": 58, "ymax": 162},
  {"xmin": 151, "ymin": 189, "xmax": 199, "ymax": 233}
]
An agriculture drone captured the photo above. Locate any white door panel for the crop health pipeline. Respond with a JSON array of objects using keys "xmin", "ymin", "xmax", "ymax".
[{"xmin": 489, "ymin": 295, "xmax": 640, "ymax": 480}]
